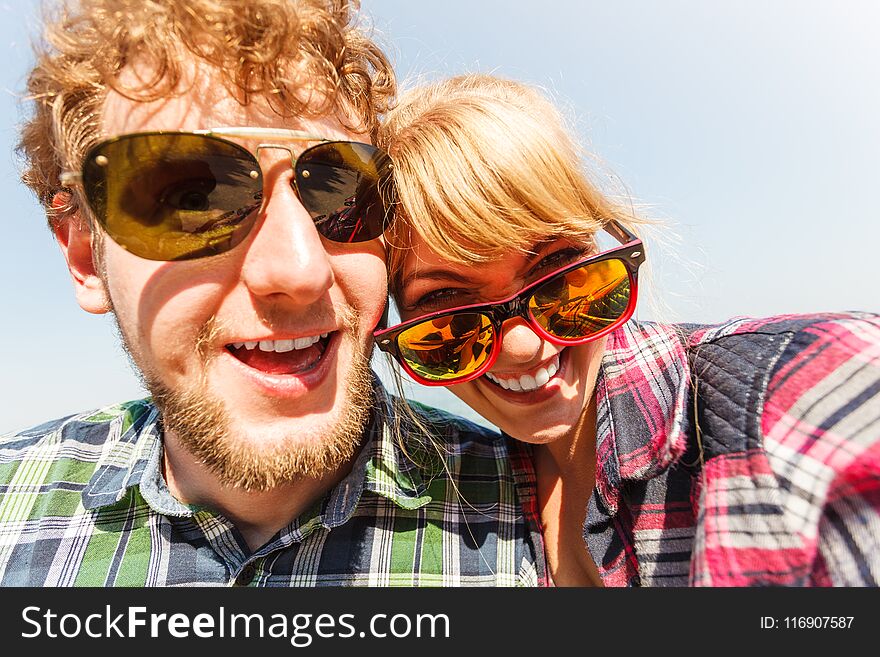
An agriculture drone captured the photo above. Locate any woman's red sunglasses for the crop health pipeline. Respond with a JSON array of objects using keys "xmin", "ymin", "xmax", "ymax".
[{"xmin": 374, "ymin": 221, "xmax": 645, "ymax": 386}]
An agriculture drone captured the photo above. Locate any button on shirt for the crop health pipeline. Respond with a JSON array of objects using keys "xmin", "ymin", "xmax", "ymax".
[{"xmin": 0, "ymin": 383, "xmax": 546, "ymax": 586}]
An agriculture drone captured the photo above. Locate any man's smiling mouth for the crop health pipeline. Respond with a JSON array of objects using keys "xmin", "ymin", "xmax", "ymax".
[{"xmin": 225, "ymin": 333, "xmax": 333, "ymax": 375}]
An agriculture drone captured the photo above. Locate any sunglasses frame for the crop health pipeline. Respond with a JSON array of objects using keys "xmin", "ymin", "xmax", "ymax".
[
  {"xmin": 374, "ymin": 220, "xmax": 645, "ymax": 386},
  {"xmin": 59, "ymin": 127, "xmax": 394, "ymax": 254},
  {"xmin": 60, "ymin": 126, "xmax": 332, "ymax": 188}
]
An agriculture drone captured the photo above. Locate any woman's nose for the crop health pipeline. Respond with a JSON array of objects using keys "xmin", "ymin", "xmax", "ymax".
[{"xmin": 495, "ymin": 317, "xmax": 545, "ymax": 366}]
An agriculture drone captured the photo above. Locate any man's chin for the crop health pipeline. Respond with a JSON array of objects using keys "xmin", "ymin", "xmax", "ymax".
[
  {"xmin": 150, "ymin": 350, "xmax": 375, "ymax": 492},
  {"xmin": 221, "ymin": 408, "xmax": 370, "ymax": 481}
]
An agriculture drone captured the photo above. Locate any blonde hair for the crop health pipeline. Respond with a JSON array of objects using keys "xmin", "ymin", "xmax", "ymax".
[
  {"xmin": 19, "ymin": 0, "xmax": 396, "ymax": 226},
  {"xmin": 379, "ymin": 74, "xmax": 647, "ymax": 296}
]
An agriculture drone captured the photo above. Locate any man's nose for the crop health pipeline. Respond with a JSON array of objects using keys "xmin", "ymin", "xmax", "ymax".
[
  {"xmin": 239, "ymin": 160, "xmax": 334, "ymax": 304},
  {"xmin": 496, "ymin": 317, "xmax": 545, "ymax": 365}
]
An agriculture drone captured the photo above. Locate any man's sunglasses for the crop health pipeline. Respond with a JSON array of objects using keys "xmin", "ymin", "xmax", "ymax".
[
  {"xmin": 374, "ymin": 221, "xmax": 645, "ymax": 386},
  {"xmin": 60, "ymin": 127, "xmax": 394, "ymax": 261}
]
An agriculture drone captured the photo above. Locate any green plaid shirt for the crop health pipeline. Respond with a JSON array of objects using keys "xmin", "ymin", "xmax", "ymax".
[{"xmin": 0, "ymin": 384, "xmax": 545, "ymax": 586}]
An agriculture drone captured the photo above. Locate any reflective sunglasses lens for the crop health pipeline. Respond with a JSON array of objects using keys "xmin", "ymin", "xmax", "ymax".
[
  {"xmin": 295, "ymin": 142, "xmax": 393, "ymax": 243},
  {"xmin": 82, "ymin": 134, "xmax": 262, "ymax": 261},
  {"xmin": 529, "ymin": 258, "xmax": 631, "ymax": 340},
  {"xmin": 396, "ymin": 313, "xmax": 495, "ymax": 382}
]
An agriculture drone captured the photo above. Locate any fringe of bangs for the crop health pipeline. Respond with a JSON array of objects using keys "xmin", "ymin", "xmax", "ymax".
[{"xmin": 388, "ymin": 156, "xmax": 610, "ymax": 266}]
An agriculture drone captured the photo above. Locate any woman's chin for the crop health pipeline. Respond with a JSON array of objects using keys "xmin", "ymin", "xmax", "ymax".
[
  {"xmin": 449, "ymin": 341, "xmax": 604, "ymax": 445},
  {"xmin": 456, "ymin": 383, "xmax": 585, "ymax": 444},
  {"xmin": 499, "ymin": 423, "xmax": 575, "ymax": 445}
]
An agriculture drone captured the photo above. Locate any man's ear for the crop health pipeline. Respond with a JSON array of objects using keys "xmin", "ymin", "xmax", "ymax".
[{"xmin": 51, "ymin": 193, "xmax": 111, "ymax": 315}]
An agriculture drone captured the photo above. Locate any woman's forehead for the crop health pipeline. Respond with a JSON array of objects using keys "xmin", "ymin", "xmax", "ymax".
[{"xmin": 400, "ymin": 233, "xmax": 573, "ymax": 279}]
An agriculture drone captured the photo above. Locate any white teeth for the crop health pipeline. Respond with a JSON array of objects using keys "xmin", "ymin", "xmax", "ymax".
[
  {"xmin": 274, "ymin": 339, "xmax": 294, "ymax": 353},
  {"xmin": 483, "ymin": 353, "xmax": 562, "ymax": 392},
  {"xmin": 321, "ymin": 332, "xmax": 329, "ymax": 339},
  {"xmin": 534, "ymin": 368, "xmax": 550, "ymax": 387},
  {"xmin": 248, "ymin": 335, "xmax": 323, "ymax": 353},
  {"xmin": 486, "ymin": 372, "xmax": 511, "ymax": 389},
  {"xmin": 519, "ymin": 374, "xmax": 536, "ymax": 390},
  {"xmin": 292, "ymin": 336, "xmax": 317, "ymax": 350},
  {"xmin": 232, "ymin": 342, "xmax": 244, "ymax": 349}
]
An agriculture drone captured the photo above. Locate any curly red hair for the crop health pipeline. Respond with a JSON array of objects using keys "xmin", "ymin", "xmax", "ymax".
[{"xmin": 19, "ymin": 0, "xmax": 396, "ymax": 226}]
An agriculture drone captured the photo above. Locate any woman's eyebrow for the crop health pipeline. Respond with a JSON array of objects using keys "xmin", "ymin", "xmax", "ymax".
[
  {"xmin": 405, "ymin": 268, "xmax": 475, "ymax": 285},
  {"xmin": 407, "ymin": 240, "xmax": 562, "ymax": 285},
  {"xmin": 524, "ymin": 238, "xmax": 562, "ymax": 260}
]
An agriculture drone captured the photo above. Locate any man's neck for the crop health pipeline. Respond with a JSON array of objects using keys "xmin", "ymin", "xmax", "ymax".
[{"xmin": 161, "ymin": 436, "xmax": 355, "ymax": 552}]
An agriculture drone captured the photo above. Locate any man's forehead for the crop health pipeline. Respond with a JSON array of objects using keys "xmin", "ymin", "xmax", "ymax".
[{"xmin": 100, "ymin": 59, "xmax": 363, "ymax": 142}]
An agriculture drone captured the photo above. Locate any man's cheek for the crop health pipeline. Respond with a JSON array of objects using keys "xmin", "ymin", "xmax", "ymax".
[{"xmin": 349, "ymin": 263, "xmax": 388, "ymax": 324}]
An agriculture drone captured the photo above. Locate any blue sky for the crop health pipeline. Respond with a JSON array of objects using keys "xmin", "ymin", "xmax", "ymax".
[{"xmin": 1, "ymin": 1, "xmax": 878, "ymax": 432}]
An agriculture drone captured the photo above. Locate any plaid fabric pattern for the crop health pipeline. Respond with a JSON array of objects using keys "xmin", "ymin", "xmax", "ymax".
[
  {"xmin": 587, "ymin": 312, "xmax": 880, "ymax": 586},
  {"xmin": 0, "ymin": 383, "xmax": 545, "ymax": 586}
]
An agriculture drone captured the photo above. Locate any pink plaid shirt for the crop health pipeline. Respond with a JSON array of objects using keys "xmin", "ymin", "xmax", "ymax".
[{"xmin": 587, "ymin": 312, "xmax": 880, "ymax": 586}]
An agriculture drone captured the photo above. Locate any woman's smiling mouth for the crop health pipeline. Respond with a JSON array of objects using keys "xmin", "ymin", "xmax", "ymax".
[{"xmin": 482, "ymin": 351, "xmax": 563, "ymax": 392}]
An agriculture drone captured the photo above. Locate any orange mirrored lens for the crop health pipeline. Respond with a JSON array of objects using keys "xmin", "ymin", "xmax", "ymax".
[
  {"xmin": 396, "ymin": 313, "xmax": 495, "ymax": 382},
  {"xmin": 529, "ymin": 258, "xmax": 631, "ymax": 340}
]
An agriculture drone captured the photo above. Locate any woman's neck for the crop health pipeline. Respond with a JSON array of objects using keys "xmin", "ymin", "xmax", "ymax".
[{"xmin": 533, "ymin": 399, "xmax": 604, "ymax": 587}]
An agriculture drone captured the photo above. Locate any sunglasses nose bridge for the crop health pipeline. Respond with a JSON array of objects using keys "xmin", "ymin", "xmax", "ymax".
[
  {"xmin": 254, "ymin": 143, "xmax": 305, "ymax": 204},
  {"xmin": 490, "ymin": 295, "xmax": 531, "ymax": 324},
  {"xmin": 255, "ymin": 143, "xmax": 296, "ymax": 170},
  {"xmin": 487, "ymin": 295, "xmax": 533, "ymax": 344}
]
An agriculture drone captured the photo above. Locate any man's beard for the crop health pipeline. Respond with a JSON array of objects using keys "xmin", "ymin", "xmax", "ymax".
[{"xmin": 113, "ymin": 304, "xmax": 375, "ymax": 492}]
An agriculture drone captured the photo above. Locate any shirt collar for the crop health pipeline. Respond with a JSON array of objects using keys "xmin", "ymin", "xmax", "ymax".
[
  {"xmin": 309, "ymin": 380, "xmax": 434, "ymax": 533},
  {"xmin": 592, "ymin": 321, "xmax": 691, "ymax": 515},
  {"xmin": 81, "ymin": 379, "xmax": 433, "ymax": 515},
  {"xmin": 80, "ymin": 399, "xmax": 163, "ymax": 511}
]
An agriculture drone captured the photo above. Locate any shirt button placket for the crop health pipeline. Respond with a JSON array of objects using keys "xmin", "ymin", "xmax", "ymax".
[{"xmin": 235, "ymin": 563, "xmax": 257, "ymax": 586}]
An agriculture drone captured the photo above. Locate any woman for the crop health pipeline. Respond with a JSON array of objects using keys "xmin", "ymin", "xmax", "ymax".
[{"xmin": 375, "ymin": 74, "xmax": 880, "ymax": 586}]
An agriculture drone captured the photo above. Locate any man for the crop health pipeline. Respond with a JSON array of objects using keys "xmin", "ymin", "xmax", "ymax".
[{"xmin": 0, "ymin": 0, "xmax": 544, "ymax": 586}]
